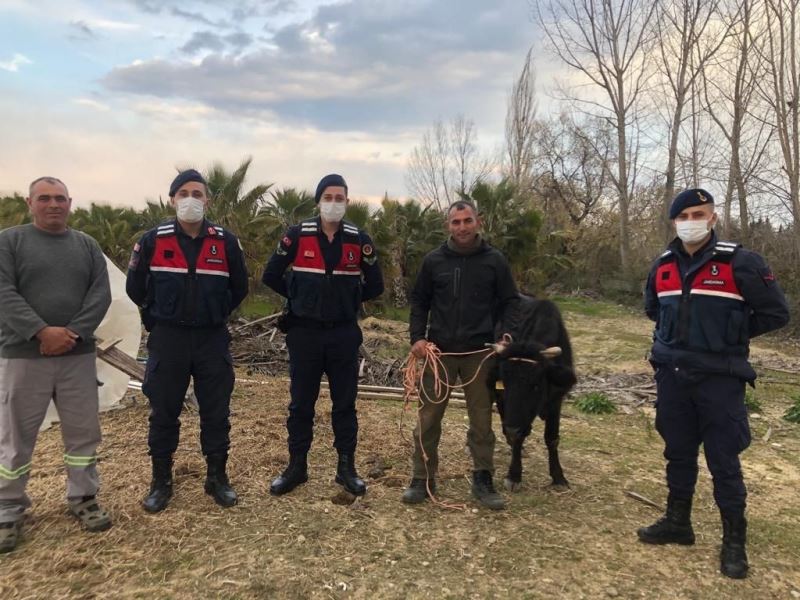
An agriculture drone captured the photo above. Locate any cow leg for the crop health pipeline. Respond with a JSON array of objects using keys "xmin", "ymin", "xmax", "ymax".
[
  {"xmin": 544, "ymin": 406, "xmax": 569, "ymax": 488},
  {"xmin": 503, "ymin": 429, "xmax": 525, "ymax": 492}
]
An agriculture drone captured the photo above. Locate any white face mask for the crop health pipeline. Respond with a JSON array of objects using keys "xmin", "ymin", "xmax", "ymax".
[
  {"xmin": 319, "ymin": 201, "xmax": 346, "ymax": 223},
  {"xmin": 175, "ymin": 197, "xmax": 205, "ymax": 223},
  {"xmin": 675, "ymin": 219, "xmax": 712, "ymax": 244}
]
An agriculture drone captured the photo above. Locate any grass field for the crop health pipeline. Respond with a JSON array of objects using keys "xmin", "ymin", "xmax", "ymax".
[{"xmin": 1, "ymin": 300, "xmax": 798, "ymax": 599}]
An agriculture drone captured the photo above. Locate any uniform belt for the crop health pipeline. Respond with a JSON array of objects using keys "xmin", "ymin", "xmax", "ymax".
[
  {"xmin": 289, "ymin": 316, "xmax": 355, "ymax": 330},
  {"xmin": 153, "ymin": 320, "xmax": 225, "ymax": 330}
]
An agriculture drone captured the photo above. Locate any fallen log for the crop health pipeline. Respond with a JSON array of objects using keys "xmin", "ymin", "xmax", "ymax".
[
  {"xmin": 100, "ymin": 338, "xmax": 198, "ymax": 410},
  {"xmin": 232, "ymin": 312, "xmax": 282, "ymax": 333}
]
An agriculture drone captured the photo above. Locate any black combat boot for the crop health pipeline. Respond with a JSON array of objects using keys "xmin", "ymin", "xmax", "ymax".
[
  {"xmin": 335, "ymin": 453, "xmax": 366, "ymax": 496},
  {"xmin": 204, "ymin": 453, "xmax": 238, "ymax": 508},
  {"xmin": 270, "ymin": 454, "xmax": 308, "ymax": 496},
  {"xmin": 401, "ymin": 478, "xmax": 437, "ymax": 504},
  {"xmin": 472, "ymin": 470, "xmax": 506, "ymax": 510},
  {"xmin": 720, "ymin": 512, "xmax": 748, "ymax": 579},
  {"xmin": 637, "ymin": 495, "xmax": 695, "ymax": 545},
  {"xmin": 143, "ymin": 457, "xmax": 173, "ymax": 513}
]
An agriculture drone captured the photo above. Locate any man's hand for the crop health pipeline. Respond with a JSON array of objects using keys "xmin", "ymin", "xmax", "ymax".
[
  {"xmin": 411, "ymin": 339, "xmax": 429, "ymax": 359},
  {"xmin": 36, "ymin": 326, "xmax": 78, "ymax": 356},
  {"xmin": 490, "ymin": 338, "xmax": 510, "ymax": 356}
]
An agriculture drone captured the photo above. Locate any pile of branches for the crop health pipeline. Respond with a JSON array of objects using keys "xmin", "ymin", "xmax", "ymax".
[{"xmin": 228, "ymin": 314, "xmax": 407, "ymax": 388}]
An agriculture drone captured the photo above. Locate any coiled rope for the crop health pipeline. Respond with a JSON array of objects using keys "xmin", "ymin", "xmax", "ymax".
[{"xmin": 400, "ymin": 336, "xmax": 513, "ymax": 510}]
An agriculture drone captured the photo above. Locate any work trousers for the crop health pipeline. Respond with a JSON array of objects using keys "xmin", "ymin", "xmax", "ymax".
[
  {"xmin": 412, "ymin": 352, "xmax": 496, "ymax": 478},
  {"xmin": 0, "ymin": 353, "xmax": 101, "ymax": 523},
  {"xmin": 143, "ymin": 325, "xmax": 234, "ymax": 458},
  {"xmin": 655, "ymin": 367, "xmax": 751, "ymax": 514},
  {"xmin": 285, "ymin": 322, "xmax": 362, "ymax": 455}
]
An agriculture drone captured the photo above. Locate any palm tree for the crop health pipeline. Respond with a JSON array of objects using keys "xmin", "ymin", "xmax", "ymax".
[
  {"xmin": 260, "ymin": 187, "xmax": 315, "ymax": 244},
  {"xmin": 0, "ymin": 194, "xmax": 30, "ymax": 229},
  {"xmin": 371, "ymin": 197, "xmax": 445, "ymax": 307},
  {"xmin": 138, "ymin": 199, "xmax": 173, "ymax": 230},
  {"xmin": 467, "ymin": 179, "xmax": 542, "ymax": 285},
  {"xmin": 70, "ymin": 204, "xmax": 141, "ymax": 269},
  {"xmin": 203, "ymin": 158, "xmax": 273, "ymax": 289},
  {"xmin": 344, "ymin": 200, "xmax": 372, "ymax": 230}
]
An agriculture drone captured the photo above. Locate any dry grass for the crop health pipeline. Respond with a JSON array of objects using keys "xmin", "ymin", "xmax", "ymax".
[{"xmin": 1, "ymin": 307, "xmax": 799, "ymax": 599}]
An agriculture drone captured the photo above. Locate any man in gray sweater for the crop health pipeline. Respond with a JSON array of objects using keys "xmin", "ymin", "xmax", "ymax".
[{"xmin": 0, "ymin": 176, "xmax": 112, "ymax": 553}]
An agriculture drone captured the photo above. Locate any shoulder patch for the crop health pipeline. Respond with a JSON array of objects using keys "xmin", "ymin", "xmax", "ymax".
[
  {"xmin": 758, "ymin": 265, "xmax": 776, "ymax": 286},
  {"xmin": 128, "ymin": 242, "xmax": 141, "ymax": 270},
  {"xmin": 362, "ymin": 243, "xmax": 373, "ymax": 256}
]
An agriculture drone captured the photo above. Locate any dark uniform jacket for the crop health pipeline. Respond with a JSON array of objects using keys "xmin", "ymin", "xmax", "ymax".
[
  {"xmin": 410, "ymin": 237, "xmax": 518, "ymax": 353},
  {"xmin": 126, "ymin": 219, "xmax": 249, "ymax": 329},
  {"xmin": 645, "ymin": 231, "xmax": 789, "ymax": 380},
  {"xmin": 261, "ymin": 217, "xmax": 383, "ymax": 325}
]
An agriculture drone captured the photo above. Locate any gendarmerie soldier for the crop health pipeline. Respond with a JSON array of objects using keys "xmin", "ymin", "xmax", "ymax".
[
  {"xmin": 126, "ymin": 169, "xmax": 248, "ymax": 512},
  {"xmin": 640, "ymin": 188, "xmax": 789, "ymax": 579},
  {"xmin": 262, "ymin": 174, "xmax": 383, "ymax": 497}
]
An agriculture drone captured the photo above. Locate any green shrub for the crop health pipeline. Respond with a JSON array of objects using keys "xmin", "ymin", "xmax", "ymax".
[
  {"xmin": 744, "ymin": 388, "xmax": 762, "ymax": 414},
  {"xmin": 575, "ymin": 392, "xmax": 616, "ymax": 415},
  {"xmin": 784, "ymin": 394, "xmax": 800, "ymax": 424}
]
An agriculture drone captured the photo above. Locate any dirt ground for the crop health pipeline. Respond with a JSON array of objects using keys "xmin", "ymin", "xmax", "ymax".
[{"xmin": 1, "ymin": 305, "xmax": 799, "ymax": 599}]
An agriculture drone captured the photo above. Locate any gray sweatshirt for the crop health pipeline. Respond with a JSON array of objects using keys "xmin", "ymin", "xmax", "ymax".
[{"xmin": 0, "ymin": 224, "xmax": 111, "ymax": 358}]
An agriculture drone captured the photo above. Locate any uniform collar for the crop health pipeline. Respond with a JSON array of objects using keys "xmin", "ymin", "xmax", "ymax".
[
  {"xmin": 315, "ymin": 215, "xmax": 347, "ymax": 238},
  {"xmin": 174, "ymin": 217, "xmax": 212, "ymax": 238},
  {"xmin": 669, "ymin": 229, "xmax": 717, "ymax": 259}
]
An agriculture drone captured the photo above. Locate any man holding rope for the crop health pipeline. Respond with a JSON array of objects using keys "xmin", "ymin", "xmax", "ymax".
[{"xmin": 404, "ymin": 199, "xmax": 518, "ymax": 510}]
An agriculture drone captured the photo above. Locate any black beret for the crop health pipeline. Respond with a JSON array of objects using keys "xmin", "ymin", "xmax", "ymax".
[
  {"xmin": 669, "ymin": 188, "xmax": 714, "ymax": 219},
  {"xmin": 169, "ymin": 169, "xmax": 206, "ymax": 198},
  {"xmin": 314, "ymin": 174, "xmax": 348, "ymax": 204}
]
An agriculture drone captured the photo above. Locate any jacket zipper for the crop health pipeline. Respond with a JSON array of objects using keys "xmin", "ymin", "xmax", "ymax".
[{"xmin": 454, "ymin": 259, "xmax": 464, "ymax": 339}]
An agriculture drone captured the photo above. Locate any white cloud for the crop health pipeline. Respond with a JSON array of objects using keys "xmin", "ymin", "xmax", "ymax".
[
  {"xmin": 73, "ymin": 98, "xmax": 111, "ymax": 111},
  {"xmin": 0, "ymin": 53, "xmax": 32, "ymax": 72},
  {"xmin": 81, "ymin": 17, "xmax": 140, "ymax": 31}
]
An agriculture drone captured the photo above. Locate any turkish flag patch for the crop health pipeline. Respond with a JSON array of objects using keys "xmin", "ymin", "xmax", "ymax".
[{"xmin": 282, "ymin": 236, "xmax": 292, "ymax": 247}]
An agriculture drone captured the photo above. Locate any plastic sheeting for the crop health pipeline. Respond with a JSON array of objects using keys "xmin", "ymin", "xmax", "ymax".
[{"xmin": 41, "ymin": 255, "xmax": 142, "ymax": 430}]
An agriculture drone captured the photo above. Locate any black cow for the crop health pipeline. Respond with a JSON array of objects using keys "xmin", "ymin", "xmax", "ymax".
[{"xmin": 487, "ymin": 295, "xmax": 577, "ymax": 491}]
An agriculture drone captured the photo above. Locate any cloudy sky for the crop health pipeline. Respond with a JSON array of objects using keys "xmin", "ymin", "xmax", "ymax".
[{"xmin": 0, "ymin": 0, "xmax": 542, "ymax": 208}]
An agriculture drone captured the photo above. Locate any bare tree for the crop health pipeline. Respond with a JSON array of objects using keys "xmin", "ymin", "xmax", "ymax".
[
  {"xmin": 406, "ymin": 116, "xmax": 492, "ymax": 211},
  {"xmin": 753, "ymin": 0, "xmax": 800, "ymax": 258},
  {"xmin": 652, "ymin": 0, "xmax": 734, "ymax": 241},
  {"xmin": 531, "ymin": 113, "xmax": 612, "ymax": 226},
  {"xmin": 701, "ymin": 0, "xmax": 773, "ymax": 242},
  {"xmin": 505, "ymin": 48, "xmax": 538, "ymax": 196},
  {"xmin": 536, "ymin": 0, "xmax": 656, "ymax": 275}
]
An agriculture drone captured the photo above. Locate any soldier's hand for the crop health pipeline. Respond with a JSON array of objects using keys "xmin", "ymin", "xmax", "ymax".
[
  {"xmin": 411, "ymin": 339, "xmax": 429, "ymax": 359},
  {"xmin": 36, "ymin": 326, "xmax": 78, "ymax": 355}
]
